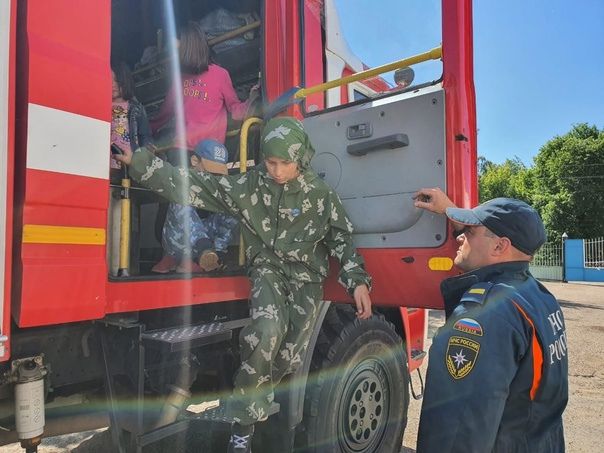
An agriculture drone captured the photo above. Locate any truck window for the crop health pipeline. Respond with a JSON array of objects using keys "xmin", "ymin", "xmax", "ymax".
[{"xmin": 303, "ymin": 0, "xmax": 443, "ymax": 111}]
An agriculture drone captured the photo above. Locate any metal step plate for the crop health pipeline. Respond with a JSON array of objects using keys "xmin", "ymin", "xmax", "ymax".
[
  {"xmin": 142, "ymin": 318, "xmax": 250, "ymax": 352},
  {"xmin": 192, "ymin": 401, "xmax": 281, "ymax": 424}
]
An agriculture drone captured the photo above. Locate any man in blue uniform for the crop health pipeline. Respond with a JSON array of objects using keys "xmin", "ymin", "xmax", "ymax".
[{"xmin": 414, "ymin": 188, "xmax": 568, "ymax": 453}]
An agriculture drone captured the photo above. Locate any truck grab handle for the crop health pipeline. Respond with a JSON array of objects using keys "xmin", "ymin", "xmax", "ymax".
[{"xmin": 347, "ymin": 133, "xmax": 409, "ymax": 156}]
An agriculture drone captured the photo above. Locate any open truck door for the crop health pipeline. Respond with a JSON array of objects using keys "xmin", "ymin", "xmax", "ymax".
[
  {"xmin": 303, "ymin": 76, "xmax": 454, "ymax": 309},
  {"xmin": 297, "ymin": 0, "xmax": 477, "ymax": 311},
  {"xmin": 306, "ymin": 86, "xmax": 447, "ymax": 248}
]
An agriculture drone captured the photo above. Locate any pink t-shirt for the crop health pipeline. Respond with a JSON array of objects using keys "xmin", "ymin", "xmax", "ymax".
[{"xmin": 152, "ymin": 64, "xmax": 250, "ymax": 149}]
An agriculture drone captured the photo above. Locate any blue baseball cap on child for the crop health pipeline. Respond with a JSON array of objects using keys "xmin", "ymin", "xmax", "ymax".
[
  {"xmin": 445, "ymin": 198, "xmax": 547, "ymax": 255},
  {"xmin": 193, "ymin": 140, "xmax": 229, "ymax": 175}
]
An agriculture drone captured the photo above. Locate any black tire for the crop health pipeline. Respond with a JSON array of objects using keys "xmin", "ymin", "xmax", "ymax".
[{"xmin": 300, "ymin": 306, "xmax": 409, "ymax": 453}]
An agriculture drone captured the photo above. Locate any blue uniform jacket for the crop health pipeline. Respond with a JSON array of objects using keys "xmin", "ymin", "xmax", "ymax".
[{"xmin": 417, "ymin": 261, "xmax": 568, "ymax": 453}]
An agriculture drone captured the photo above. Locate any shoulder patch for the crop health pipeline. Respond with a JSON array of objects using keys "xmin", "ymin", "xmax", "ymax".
[
  {"xmin": 460, "ymin": 282, "xmax": 494, "ymax": 305},
  {"xmin": 453, "ymin": 318, "xmax": 484, "ymax": 336},
  {"xmin": 446, "ymin": 336, "xmax": 480, "ymax": 379}
]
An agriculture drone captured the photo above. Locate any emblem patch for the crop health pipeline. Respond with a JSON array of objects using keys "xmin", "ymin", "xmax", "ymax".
[
  {"xmin": 453, "ymin": 318, "xmax": 484, "ymax": 336},
  {"xmin": 446, "ymin": 336, "xmax": 480, "ymax": 379}
]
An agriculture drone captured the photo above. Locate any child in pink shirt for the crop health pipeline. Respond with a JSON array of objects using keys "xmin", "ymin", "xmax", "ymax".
[{"xmin": 151, "ymin": 21, "xmax": 259, "ymax": 151}]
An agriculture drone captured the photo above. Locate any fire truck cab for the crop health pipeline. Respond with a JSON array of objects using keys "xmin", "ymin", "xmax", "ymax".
[{"xmin": 0, "ymin": 0, "xmax": 476, "ymax": 451}]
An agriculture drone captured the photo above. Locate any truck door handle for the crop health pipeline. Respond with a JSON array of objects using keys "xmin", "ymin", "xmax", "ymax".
[{"xmin": 346, "ymin": 133, "xmax": 409, "ymax": 156}]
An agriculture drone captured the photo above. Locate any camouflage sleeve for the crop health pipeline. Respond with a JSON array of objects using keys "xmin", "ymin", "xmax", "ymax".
[
  {"xmin": 323, "ymin": 190, "xmax": 372, "ymax": 293},
  {"xmin": 129, "ymin": 147, "xmax": 242, "ymax": 216}
]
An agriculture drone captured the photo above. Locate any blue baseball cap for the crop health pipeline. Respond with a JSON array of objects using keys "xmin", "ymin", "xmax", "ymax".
[
  {"xmin": 445, "ymin": 198, "xmax": 547, "ymax": 255},
  {"xmin": 193, "ymin": 140, "xmax": 229, "ymax": 175}
]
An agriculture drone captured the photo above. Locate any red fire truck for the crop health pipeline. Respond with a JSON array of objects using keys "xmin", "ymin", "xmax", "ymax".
[{"xmin": 0, "ymin": 0, "xmax": 477, "ymax": 451}]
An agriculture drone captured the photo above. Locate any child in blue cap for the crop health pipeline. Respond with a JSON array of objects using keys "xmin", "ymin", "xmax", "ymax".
[{"xmin": 152, "ymin": 140, "xmax": 238, "ymax": 273}]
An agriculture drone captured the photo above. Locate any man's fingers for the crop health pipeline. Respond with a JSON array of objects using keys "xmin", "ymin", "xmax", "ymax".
[{"xmin": 414, "ymin": 200, "xmax": 431, "ymax": 209}]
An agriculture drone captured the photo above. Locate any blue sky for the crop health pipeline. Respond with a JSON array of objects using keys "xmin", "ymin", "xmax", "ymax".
[{"xmin": 335, "ymin": 0, "xmax": 604, "ymax": 165}]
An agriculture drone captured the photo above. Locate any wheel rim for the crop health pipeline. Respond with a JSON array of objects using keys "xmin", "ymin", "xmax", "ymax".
[{"xmin": 339, "ymin": 359, "xmax": 389, "ymax": 452}]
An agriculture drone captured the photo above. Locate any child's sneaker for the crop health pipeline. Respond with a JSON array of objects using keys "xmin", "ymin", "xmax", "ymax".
[
  {"xmin": 176, "ymin": 258, "xmax": 202, "ymax": 274},
  {"xmin": 151, "ymin": 255, "xmax": 177, "ymax": 273},
  {"xmin": 199, "ymin": 250, "xmax": 221, "ymax": 272},
  {"xmin": 227, "ymin": 423, "xmax": 254, "ymax": 453}
]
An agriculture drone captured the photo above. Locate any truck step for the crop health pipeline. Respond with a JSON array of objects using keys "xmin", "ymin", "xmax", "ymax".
[
  {"xmin": 190, "ymin": 401, "xmax": 281, "ymax": 424},
  {"xmin": 141, "ymin": 318, "xmax": 250, "ymax": 353},
  {"xmin": 136, "ymin": 401, "xmax": 280, "ymax": 447}
]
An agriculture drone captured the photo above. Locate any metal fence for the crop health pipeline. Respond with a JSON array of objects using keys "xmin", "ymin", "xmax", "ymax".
[
  {"xmin": 584, "ymin": 237, "xmax": 604, "ymax": 269},
  {"xmin": 530, "ymin": 242, "xmax": 563, "ymax": 281},
  {"xmin": 532, "ymin": 242, "xmax": 563, "ymax": 266}
]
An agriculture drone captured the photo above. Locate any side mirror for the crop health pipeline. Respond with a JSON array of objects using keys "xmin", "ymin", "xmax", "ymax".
[{"xmin": 394, "ymin": 67, "xmax": 415, "ymax": 89}]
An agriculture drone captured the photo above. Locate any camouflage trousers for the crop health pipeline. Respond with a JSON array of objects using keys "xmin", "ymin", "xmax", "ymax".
[{"xmin": 229, "ymin": 266, "xmax": 324, "ymax": 426}]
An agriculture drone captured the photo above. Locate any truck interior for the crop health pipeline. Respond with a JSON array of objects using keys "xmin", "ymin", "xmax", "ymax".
[{"xmin": 109, "ymin": 0, "xmax": 263, "ymax": 279}]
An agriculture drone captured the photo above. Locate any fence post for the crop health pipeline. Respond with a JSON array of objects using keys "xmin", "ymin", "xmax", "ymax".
[{"xmin": 561, "ymin": 232, "xmax": 568, "ymax": 283}]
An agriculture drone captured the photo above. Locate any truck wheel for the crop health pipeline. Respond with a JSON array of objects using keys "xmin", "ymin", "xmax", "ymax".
[{"xmin": 301, "ymin": 306, "xmax": 409, "ymax": 453}]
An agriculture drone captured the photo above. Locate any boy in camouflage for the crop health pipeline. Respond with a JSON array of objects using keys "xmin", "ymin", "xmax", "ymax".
[{"xmin": 116, "ymin": 117, "xmax": 372, "ymax": 452}]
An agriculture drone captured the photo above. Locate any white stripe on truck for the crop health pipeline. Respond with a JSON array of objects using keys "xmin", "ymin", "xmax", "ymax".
[{"xmin": 27, "ymin": 103, "xmax": 110, "ymax": 180}]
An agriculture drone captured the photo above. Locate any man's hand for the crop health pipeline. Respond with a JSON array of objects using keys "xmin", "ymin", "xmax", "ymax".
[
  {"xmin": 114, "ymin": 146, "xmax": 134, "ymax": 166},
  {"xmin": 353, "ymin": 284, "xmax": 372, "ymax": 320},
  {"xmin": 413, "ymin": 187, "xmax": 456, "ymax": 214}
]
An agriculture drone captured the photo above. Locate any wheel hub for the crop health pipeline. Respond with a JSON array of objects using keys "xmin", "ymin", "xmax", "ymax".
[{"xmin": 341, "ymin": 362, "xmax": 388, "ymax": 451}]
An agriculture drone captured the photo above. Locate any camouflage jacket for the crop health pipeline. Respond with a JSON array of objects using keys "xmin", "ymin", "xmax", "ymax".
[{"xmin": 130, "ymin": 148, "xmax": 371, "ymax": 291}]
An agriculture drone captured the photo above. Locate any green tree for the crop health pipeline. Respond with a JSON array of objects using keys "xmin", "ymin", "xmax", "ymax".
[
  {"xmin": 478, "ymin": 156, "xmax": 533, "ymax": 203},
  {"xmin": 531, "ymin": 123, "xmax": 604, "ymax": 240}
]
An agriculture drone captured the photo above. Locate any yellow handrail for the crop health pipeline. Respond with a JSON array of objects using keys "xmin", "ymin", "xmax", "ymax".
[
  {"xmin": 237, "ymin": 117, "xmax": 263, "ymax": 265},
  {"xmin": 294, "ymin": 46, "xmax": 442, "ymax": 99},
  {"xmin": 238, "ymin": 117, "xmax": 263, "ymax": 174},
  {"xmin": 118, "ymin": 177, "xmax": 131, "ymax": 277}
]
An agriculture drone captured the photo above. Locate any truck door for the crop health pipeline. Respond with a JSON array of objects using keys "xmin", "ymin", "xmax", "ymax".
[
  {"xmin": 301, "ymin": 0, "xmax": 476, "ymax": 308},
  {"xmin": 305, "ymin": 88, "xmax": 447, "ymax": 249},
  {"xmin": 304, "ymin": 85, "xmax": 450, "ymax": 306},
  {"xmin": 14, "ymin": 0, "xmax": 111, "ymax": 327}
]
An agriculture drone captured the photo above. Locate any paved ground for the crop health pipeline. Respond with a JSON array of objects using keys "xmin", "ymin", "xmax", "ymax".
[{"xmin": 4, "ymin": 282, "xmax": 603, "ymax": 452}]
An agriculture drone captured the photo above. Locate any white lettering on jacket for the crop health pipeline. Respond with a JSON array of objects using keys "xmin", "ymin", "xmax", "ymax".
[
  {"xmin": 548, "ymin": 310, "xmax": 564, "ymax": 334},
  {"xmin": 546, "ymin": 310, "xmax": 567, "ymax": 365},
  {"xmin": 548, "ymin": 331, "xmax": 568, "ymax": 364}
]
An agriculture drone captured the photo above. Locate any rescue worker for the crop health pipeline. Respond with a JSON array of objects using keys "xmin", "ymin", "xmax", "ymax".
[
  {"xmin": 115, "ymin": 117, "xmax": 372, "ymax": 453},
  {"xmin": 413, "ymin": 188, "xmax": 568, "ymax": 453}
]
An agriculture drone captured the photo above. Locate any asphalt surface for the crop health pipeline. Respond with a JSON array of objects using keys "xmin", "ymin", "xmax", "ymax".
[{"xmin": 3, "ymin": 281, "xmax": 603, "ymax": 452}]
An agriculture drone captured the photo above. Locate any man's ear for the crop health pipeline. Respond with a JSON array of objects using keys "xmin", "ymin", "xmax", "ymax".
[
  {"xmin": 190, "ymin": 154, "xmax": 199, "ymax": 167},
  {"xmin": 493, "ymin": 237, "xmax": 512, "ymax": 256}
]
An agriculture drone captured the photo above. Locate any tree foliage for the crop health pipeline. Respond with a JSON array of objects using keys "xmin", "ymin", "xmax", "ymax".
[
  {"xmin": 478, "ymin": 123, "xmax": 604, "ymax": 240},
  {"xmin": 531, "ymin": 123, "xmax": 604, "ymax": 240},
  {"xmin": 478, "ymin": 156, "xmax": 533, "ymax": 204}
]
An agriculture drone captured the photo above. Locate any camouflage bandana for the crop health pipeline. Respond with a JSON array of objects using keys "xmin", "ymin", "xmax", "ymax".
[{"xmin": 260, "ymin": 117, "xmax": 315, "ymax": 172}]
